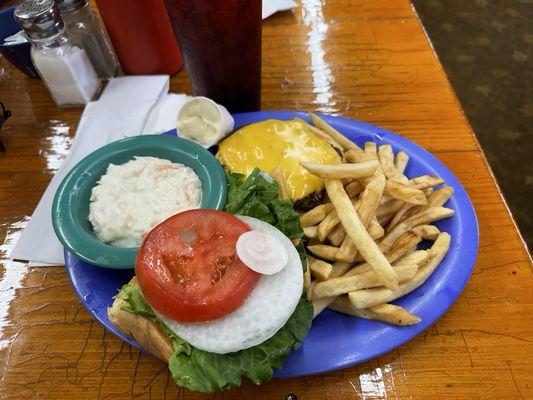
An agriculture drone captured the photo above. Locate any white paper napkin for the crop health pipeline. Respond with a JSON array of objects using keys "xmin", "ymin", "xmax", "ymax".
[
  {"xmin": 142, "ymin": 93, "xmax": 191, "ymax": 135},
  {"xmin": 263, "ymin": 0, "xmax": 297, "ymax": 19},
  {"xmin": 10, "ymin": 76, "xmax": 171, "ymax": 265}
]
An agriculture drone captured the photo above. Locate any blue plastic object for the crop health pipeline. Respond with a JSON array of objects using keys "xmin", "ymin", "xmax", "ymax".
[{"xmin": 65, "ymin": 111, "xmax": 478, "ymax": 378}]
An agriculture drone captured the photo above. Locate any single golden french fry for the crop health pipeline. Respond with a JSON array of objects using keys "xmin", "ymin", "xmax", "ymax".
[
  {"xmin": 378, "ymin": 144, "xmax": 408, "ymax": 184},
  {"xmin": 368, "ymin": 217, "xmax": 385, "ymax": 239},
  {"xmin": 376, "ymin": 200, "xmax": 404, "ymax": 226},
  {"xmin": 349, "ymin": 233, "xmax": 451, "ymax": 308},
  {"xmin": 385, "ymin": 232, "xmax": 423, "ymax": 264},
  {"xmin": 336, "ymin": 236, "xmax": 357, "ymax": 263},
  {"xmin": 300, "ymin": 203, "xmax": 333, "ymax": 227},
  {"xmin": 379, "ymin": 207, "xmax": 454, "ymax": 253},
  {"xmin": 312, "ymin": 263, "xmax": 418, "ymax": 298},
  {"xmin": 307, "ymin": 244, "xmax": 339, "ymax": 261},
  {"xmin": 388, "ymin": 203, "xmax": 418, "ymax": 231},
  {"xmin": 301, "ymin": 160, "xmax": 378, "ymax": 180},
  {"xmin": 421, "ymin": 186, "xmax": 454, "ymax": 210},
  {"xmin": 317, "ymin": 199, "xmax": 357, "ymax": 241},
  {"xmin": 309, "ymin": 256, "xmax": 333, "ymax": 281},
  {"xmin": 385, "ymin": 180, "xmax": 427, "ymax": 205},
  {"xmin": 337, "ymin": 222, "xmax": 383, "ymax": 265},
  {"xmin": 329, "ymin": 297, "xmax": 421, "ymax": 326},
  {"xmin": 317, "ymin": 209, "xmax": 341, "ymax": 241},
  {"xmin": 343, "ymin": 248, "xmax": 430, "ymax": 278},
  {"xmin": 312, "ymin": 261, "xmax": 353, "ymax": 318},
  {"xmin": 378, "ymin": 211, "xmax": 396, "ymax": 227},
  {"xmin": 325, "ymin": 179, "xmax": 399, "ymax": 290},
  {"xmin": 336, "ymin": 174, "xmax": 385, "ymax": 262},
  {"xmin": 303, "ymin": 225, "xmax": 318, "ymax": 239},
  {"xmin": 394, "ymin": 151, "xmax": 409, "ymax": 175},
  {"xmin": 345, "ymin": 180, "xmax": 364, "ymax": 198},
  {"xmin": 345, "ymin": 147, "xmax": 370, "ymax": 163},
  {"xmin": 364, "ymin": 141, "xmax": 378, "ymax": 159},
  {"xmin": 358, "ymin": 173, "xmax": 386, "ymax": 224},
  {"xmin": 409, "ymin": 175, "xmax": 445, "ymax": 190},
  {"xmin": 404, "ymin": 243, "xmax": 418, "ymax": 256},
  {"xmin": 411, "ymin": 224, "xmax": 441, "ymax": 241},
  {"xmin": 313, "ymin": 297, "xmax": 336, "ymax": 318},
  {"xmin": 270, "ymin": 165, "xmax": 289, "ymax": 200},
  {"xmin": 328, "ymin": 225, "xmax": 346, "ymax": 246},
  {"xmin": 394, "ymin": 249, "xmax": 431, "ymax": 266},
  {"xmin": 298, "ymin": 119, "xmax": 344, "ymax": 151},
  {"xmin": 308, "ymin": 113, "xmax": 360, "ymax": 151}
]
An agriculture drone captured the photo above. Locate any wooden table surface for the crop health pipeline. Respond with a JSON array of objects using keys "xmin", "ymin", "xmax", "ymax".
[{"xmin": 1, "ymin": 0, "xmax": 532, "ymax": 399}]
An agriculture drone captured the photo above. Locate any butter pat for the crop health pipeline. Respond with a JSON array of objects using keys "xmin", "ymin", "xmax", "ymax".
[{"xmin": 177, "ymin": 97, "xmax": 234, "ymax": 148}]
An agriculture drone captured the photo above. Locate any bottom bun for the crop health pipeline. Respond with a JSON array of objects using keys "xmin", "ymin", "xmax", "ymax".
[{"xmin": 107, "ymin": 277, "xmax": 173, "ymax": 361}]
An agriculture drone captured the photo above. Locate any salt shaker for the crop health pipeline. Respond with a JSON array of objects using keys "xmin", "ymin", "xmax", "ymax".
[
  {"xmin": 14, "ymin": 0, "xmax": 101, "ymax": 108},
  {"xmin": 55, "ymin": 0, "xmax": 118, "ymax": 79}
]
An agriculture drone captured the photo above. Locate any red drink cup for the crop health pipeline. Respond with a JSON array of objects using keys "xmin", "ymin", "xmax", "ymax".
[{"xmin": 163, "ymin": 0, "xmax": 262, "ymax": 113}]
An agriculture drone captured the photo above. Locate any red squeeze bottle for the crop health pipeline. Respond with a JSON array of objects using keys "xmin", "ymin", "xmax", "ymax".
[{"xmin": 95, "ymin": 0, "xmax": 183, "ymax": 75}]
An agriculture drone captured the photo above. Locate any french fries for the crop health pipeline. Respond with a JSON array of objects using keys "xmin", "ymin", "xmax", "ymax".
[
  {"xmin": 345, "ymin": 180, "xmax": 363, "ymax": 198},
  {"xmin": 422, "ymin": 186, "xmax": 454, "ymax": 209},
  {"xmin": 411, "ymin": 224, "xmax": 441, "ymax": 240},
  {"xmin": 295, "ymin": 118, "xmax": 345, "ymax": 151},
  {"xmin": 348, "ymin": 233, "xmax": 451, "ymax": 308},
  {"xmin": 312, "ymin": 263, "xmax": 418, "ymax": 298},
  {"xmin": 301, "ymin": 160, "xmax": 378, "ymax": 180},
  {"xmin": 317, "ymin": 209, "xmax": 341, "ymax": 241},
  {"xmin": 378, "ymin": 144, "xmax": 408, "ymax": 184},
  {"xmin": 345, "ymin": 147, "xmax": 369, "ymax": 163},
  {"xmin": 409, "ymin": 175, "xmax": 445, "ymax": 190},
  {"xmin": 298, "ymin": 125, "xmax": 454, "ymax": 326},
  {"xmin": 303, "ymin": 225, "xmax": 318, "ymax": 239},
  {"xmin": 300, "ymin": 203, "xmax": 334, "ymax": 227},
  {"xmin": 312, "ymin": 261, "xmax": 352, "ymax": 317},
  {"xmin": 308, "ymin": 113, "xmax": 361, "ymax": 151},
  {"xmin": 327, "ymin": 225, "xmax": 346, "ymax": 246},
  {"xmin": 379, "ymin": 207, "xmax": 454, "ymax": 252},
  {"xmin": 394, "ymin": 151, "xmax": 409, "ymax": 174},
  {"xmin": 307, "ymin": 244, "xmax": 339, "ymax": 261},
  {"xmin": 329, "ymin": 297, "xmax": 421, "ymax": 326},
  {"xmin": 309, "ymin": 257, "xmax": 333, "ymax": 281},
  {"xmin": 385, "ymin": 180, "xmax": 427, "ymax": 205},
  {"xmin": 325, "ymin": 179, "xmax": 399, "ymax": 290}
]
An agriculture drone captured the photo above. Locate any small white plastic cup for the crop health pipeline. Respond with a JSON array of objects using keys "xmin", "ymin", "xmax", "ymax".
[{"xmin": 177, "ymin": 96, "xmax": 234, "ymax": 148}]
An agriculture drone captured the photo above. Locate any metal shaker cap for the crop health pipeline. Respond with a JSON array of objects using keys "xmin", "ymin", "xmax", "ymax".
[
  {"xmin": 55, "ymin": 0, "xmax": 87, "ymax": 13},
  {"xmin": 14, "ymin": 0, "xmax": 65, "ymax": 41}
]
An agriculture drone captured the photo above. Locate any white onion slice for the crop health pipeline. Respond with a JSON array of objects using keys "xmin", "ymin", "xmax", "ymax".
[{"xmin": 236, "ymin": 230, "xmax": 288, "ymax": 275}]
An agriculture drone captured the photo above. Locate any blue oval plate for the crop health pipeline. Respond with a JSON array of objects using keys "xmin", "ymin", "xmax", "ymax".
[{"xmin": 65, "ymin": 111, "xmax": 478, "ymax": 378}]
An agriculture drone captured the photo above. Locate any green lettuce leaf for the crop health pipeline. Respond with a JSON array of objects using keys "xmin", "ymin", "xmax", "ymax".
[
  {"xmin": 117, "ymin": 282, "xmax": 313, "ymax": 392},
  {"xmin": 225, "ymin": 168, "xmax": 303, "ymax": 240}
]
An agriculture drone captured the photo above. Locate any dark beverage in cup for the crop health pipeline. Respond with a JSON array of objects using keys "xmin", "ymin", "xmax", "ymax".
[{"xmin": 163, "ymin": 0, "xmax": 262, "ymax": 113}]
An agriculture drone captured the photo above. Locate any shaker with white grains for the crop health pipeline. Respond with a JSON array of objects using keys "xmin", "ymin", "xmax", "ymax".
[
  {"xmin": 14, "ymin": 0, "xmax": 101, "ymax": 108},
  {"xmin": 55, "ymin": 0, "xmax": 118, "ymax": 79}
]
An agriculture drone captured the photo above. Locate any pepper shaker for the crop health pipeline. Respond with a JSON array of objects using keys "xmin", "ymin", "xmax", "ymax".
[
  {"xmin": 14, "ymin": 0, "xmax": 101, "ymax": 108},
  {"xmin": 55, "ymin": 0, "xmax": 118, "ymax": 79}
]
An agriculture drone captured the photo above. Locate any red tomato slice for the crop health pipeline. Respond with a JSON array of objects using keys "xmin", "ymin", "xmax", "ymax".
[{"xmin": 135, "ymin": 209, "xmax": 260, "ymax": 323}]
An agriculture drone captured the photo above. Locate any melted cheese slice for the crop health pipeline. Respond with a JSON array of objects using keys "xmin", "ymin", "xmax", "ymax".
[{"xmin": 217, "ymin": 119, "xmax": 341, "ymax": 201}]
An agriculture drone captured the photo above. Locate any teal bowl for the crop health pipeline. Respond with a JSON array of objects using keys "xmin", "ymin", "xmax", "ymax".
[{"xmin": 52, "ymin": 135, "xmax": 227, "ymax": 269}]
